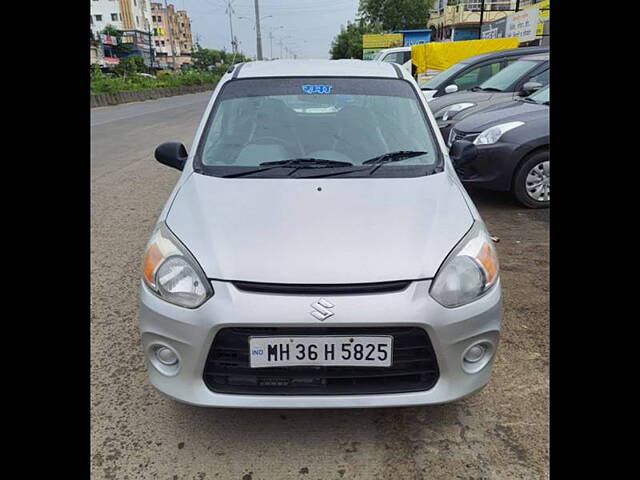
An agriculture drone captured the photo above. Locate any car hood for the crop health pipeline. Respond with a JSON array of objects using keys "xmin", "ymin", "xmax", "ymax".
[
  {"xmin": 455, "ymin": 100, "xmax": 549, "ymax": 134},
  {"xmin": 165, "ymin": 172, "xmax": 474, "ymax": 284},
  {"xmin": 429, "ymin": 90, "xmax": 517, "ymax": 114}
]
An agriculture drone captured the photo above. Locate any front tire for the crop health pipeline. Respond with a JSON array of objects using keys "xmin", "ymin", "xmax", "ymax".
[{"xmin": 512, "ymin": 150, "xmax": 550, "ymax": 208}]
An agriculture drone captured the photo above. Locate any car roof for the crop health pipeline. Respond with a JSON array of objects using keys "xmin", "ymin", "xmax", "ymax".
[
  {"xmin": 235, "ymin": 59, "xmax": 400, "ymax": 79},
  {"xmin": 460, "ymin": 46, "xmax": 549, "ymax": 64},
  {"xmin": 516, "ymin": 53, "xmax": 549, "ymax": 62},
  {"xmin": 376, "ymin": 46, "xmax": 412, "ymax": 54}
]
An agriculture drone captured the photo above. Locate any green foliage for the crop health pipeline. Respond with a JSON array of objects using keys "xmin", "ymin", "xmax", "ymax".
[
  {"xmin": 113, "ymin": 55, "xmax": 145, "ymax": 77},
  {"xmin": 358, "ymin": 0, "xmax": 433, "ymax": 31},
  {"xmin": 192, "ymin": 45, "xmax": 223, "ymax": 71},
  {"xmin": 101, "ymin": 25, "xmax": 119, "ymax": 37},
  {"xmin": 91, "ymin": 70, "xmax": 222, "ymax": 94},
  {"xmin": 190, "ymin": 43, "xmax": 251, "ymax": 71},
  {"xmin": 330, "ymin": 21, "xmax": 381, "ymax": 59},
  {"xmin": 90, "ymin": 63, "xmax": 103, "ymax": 79}
]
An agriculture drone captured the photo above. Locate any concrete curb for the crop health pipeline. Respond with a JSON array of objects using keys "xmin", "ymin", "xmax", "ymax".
[{"xmin": 90, "ymin": 83, "xmax": 217, "ymax": 108}]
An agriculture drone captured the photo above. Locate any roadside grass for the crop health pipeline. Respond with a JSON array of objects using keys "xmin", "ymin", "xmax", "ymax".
[{"xmin": 90, "ymin": 70, "xmax": 222, "ymax": 94}]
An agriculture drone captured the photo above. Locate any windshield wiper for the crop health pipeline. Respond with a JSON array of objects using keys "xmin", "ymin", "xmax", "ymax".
[
  {"xmin": 222, "ymin": 158, "xmax": 353, "ymax": 178},
  {"xmin": 260, "ymin": 158, "xmax": 353, "ymax": 167},
  {"xmin": 362, "ymin": 150, "xmax": 428, "ymax": 175},
  {"xmin": 362, "ymin": 151, "xmax": 428, "ymax": 165},
  {"xmin": 295, "ymin": 151, "xmax": 429, "ymax": 178}
]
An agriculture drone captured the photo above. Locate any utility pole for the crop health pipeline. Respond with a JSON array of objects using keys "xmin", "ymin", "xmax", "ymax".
[
  {"xmin": 478, "ymin": 0, "xmax": 486, "ymax": 38},
  {"xmin": 254, "ymin": 0, "xmax": 263, "ymax": 60},
  {"xmin": 226, "ymin": 0, "xmax": 236, "ymax": 54},
  {"xmin": 267, "ymin": 26, "xmax": 283, "ymax": 60},
  {"xmin": 147, "ymin": 22, "xmax": 154, "ymax": 73}
]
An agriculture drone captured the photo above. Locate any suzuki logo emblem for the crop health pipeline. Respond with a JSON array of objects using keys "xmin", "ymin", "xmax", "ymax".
[{"xmin": 310, "ymin": 298, "xmax": 334, "ymax": 321}]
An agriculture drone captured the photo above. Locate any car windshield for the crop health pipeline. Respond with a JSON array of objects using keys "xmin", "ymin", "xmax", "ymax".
[
  {"xmin": 420, "ymin": 63, "xmax": 468, "ymax": 89},
  {"xmin": 196, "ymin": 77, "xmax": 441, "ymax": 178},
  {"xmin": 478, "ymin": 59, "xmax": 541, "ymax": 92},
  {"xmin": 526, "ymin": 84, "xmax": 549, "ymax": 104}
]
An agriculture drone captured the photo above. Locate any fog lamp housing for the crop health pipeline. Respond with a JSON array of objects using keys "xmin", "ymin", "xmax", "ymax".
[
  {"xmin": 462, "ymin": 341, "xmax": 494, "ymax": 374},
  {"xmin": 148, "ymin": 343, "xmax": 181, "ymax": 376}
]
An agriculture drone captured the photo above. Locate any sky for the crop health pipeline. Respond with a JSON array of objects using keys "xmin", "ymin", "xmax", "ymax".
[{"xmin": 178, "ymin": 0, "xmax": 361, "ymax": 59}]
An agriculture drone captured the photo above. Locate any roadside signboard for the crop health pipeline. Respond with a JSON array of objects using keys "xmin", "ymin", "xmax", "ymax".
[
  {"xmin": 536, "ymin": 0, "xmax": 550, "ymax": 36},
  {"xmin": 101, "ymin": 34, "xmax": 117, "ymax": 46},
  {"xmin": 481, "ymin": 17, "xmax": 507, "ymax": 39},
  {"xmin": 362, "ymin": 33, "xmax": 403, "ymax": 60},
  {"xmin": 505, "ymin": 7, "xmax": 540, "ymax": 43},
  {"xmin": 481, "ymin": 2, "xmax": 548, "ymax": 42}
]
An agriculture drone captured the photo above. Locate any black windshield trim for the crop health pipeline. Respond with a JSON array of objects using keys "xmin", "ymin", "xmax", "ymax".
[
  {"xmin": 231, "ymin": 62, "xmax": 244, "ymax": 78},
  {"xmin": 390, "ymin": 63, "xmax": 403, "ymax": 79},
  {"xmin": 193, "ymin": 75, "xmax": 443, "ymax": 177}
]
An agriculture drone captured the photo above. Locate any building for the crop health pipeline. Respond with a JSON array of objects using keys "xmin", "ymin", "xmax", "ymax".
[
  {"xmin": 90, "ymin": 0, "xmax": 153, "ymax": 38},
  {"xmin": 428, "ymin": 1, "xmax": 548, "ymax": 44},
  {"xmin": 428, "ymin": 0, "xmax": 515, "ymax": 41},
  {"xmin": 90, "ymin": 1, "xmax": 196, "ymax": 69},
  {"xmin": 150, "ymin": 2, "xmax": 193, "ymax": 69},
  {"xmin": 175, "ymin": 10, "xmax": 193, "ymax": 56}
]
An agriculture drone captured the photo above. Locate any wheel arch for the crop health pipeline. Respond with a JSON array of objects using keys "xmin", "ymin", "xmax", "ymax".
[{"xmin": 510, "ymin": 144, "xmax": 549, "ymax": 190}]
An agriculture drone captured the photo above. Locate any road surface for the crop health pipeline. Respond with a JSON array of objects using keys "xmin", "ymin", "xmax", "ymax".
[{"xmin": 91, "ymin": 93, "xmax": 549, "ymax": 480}]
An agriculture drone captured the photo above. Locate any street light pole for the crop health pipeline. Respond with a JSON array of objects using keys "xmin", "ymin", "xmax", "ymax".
[
  {"xmin": 267, "ymin": 26, "xmax": 283, "ymax": 60},
  {"xmin": 254, "ymin": 0, "xmax": 263, "ymax": 60}
]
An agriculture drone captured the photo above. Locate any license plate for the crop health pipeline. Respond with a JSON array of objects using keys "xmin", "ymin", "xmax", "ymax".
[{"xmin": 249, "ymin": 336, "xmax": 393, "ymax": 368}]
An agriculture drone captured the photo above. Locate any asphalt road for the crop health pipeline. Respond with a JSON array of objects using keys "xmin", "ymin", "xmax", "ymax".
[{"xmin": 91, "ymin": 93, "xmax": 549, "ymax": 480}]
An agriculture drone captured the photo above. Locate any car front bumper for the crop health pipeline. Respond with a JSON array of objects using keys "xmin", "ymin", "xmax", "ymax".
[
  {"xmin": 138, "ymin": 278, "xmax": 502, "ymax": 408},
  {"xmin": 458, "ymin": 142, "xmax": 525, "ymax": 192}
]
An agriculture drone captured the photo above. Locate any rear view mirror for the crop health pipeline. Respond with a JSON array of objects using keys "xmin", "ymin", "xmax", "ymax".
[
  {"xmin": 154, "ymin": 142, "xmax": 188, "ymax": 171},
  {"xmin": 520, "ymin": 81, "xmax": 543, "ymax": 96},
  {"xmin": 449, "ymin": 140, "xmax": 477, "ymax": 170},
  {"xmin": 444, "ymin": 84, "xmax": 459, "ymax": 94}
]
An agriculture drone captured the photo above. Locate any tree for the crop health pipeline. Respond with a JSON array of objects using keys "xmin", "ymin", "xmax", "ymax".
[
  {"xmin": 113, "ymin": 55, "xmax": 145, "ymax": 77},
  {"xmin": 358, "ymin": 0, "xmax": 433, "ymax": 31},
  {"xmin": 101, "ymin": 25, "xmax": 119, "ymax": 37},
  {"xmin": 330, "ymin": 21, "xmax": 378, "ymax": 59},
  {"xmin": 191, "ymin": 44, "xmax": 223, "ymax": 71}
]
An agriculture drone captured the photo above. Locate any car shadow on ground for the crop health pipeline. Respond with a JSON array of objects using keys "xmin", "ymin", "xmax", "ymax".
[
  {"xmin": 168, "ymin": 396, "xmax": 467, "ymax": 449},
  {"xmin": 466, "ymin": 187, "xmax": 549, "ymax": 224}
]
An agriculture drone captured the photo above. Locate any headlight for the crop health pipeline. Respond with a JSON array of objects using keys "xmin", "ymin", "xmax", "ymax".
[
  {"xmin": 434, "ymin": 102, "xmax": 475, "ymax": 121},
  {"xmin": 142, "ymin": 223, "xmax": 213, "ymax": 308},
  {"xmin": 473, "ymin": 121, "xmax": 524, "ymax": 145},
  {"xmin": 430, "ymin": 221, "xmax": 499, "ymax": 308}
]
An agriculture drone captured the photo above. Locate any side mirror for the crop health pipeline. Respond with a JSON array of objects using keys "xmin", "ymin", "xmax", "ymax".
[
  {"xmin": 519, "ymin": 81, "xmax": 543, "ymax": 96},
  {"xmin": 444, "ymin": 84, "xmax": 459, "ymax": 94},
  {"xmin": 154, "ymin": 142, "xmax": 188, "ymax": 171},
  {"xmin": 449, "ymin": 140, "xmax": 478, "ymax": 169}
]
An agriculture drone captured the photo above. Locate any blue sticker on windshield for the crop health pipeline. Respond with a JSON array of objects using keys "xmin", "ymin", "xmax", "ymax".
[{"xmin": 302, "ymin": 84, "xmax": 332, "ymax": 94}]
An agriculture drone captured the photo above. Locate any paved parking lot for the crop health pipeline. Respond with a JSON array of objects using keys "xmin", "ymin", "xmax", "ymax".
[{"xmin": 91, "ymin": 93, "xmax": 549, "ymax": 480}]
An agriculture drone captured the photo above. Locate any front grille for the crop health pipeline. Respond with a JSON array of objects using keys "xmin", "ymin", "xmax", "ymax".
[
  {"xmin": 448, "ymin": 129, "xmax": 479, "ymax": 147},
  {"xmin": 231, "ymin": 280, "xmax": 411, "ymax": 295},
  {"xmin": 203, "ymin": 327, "xmax": 439, "ymax": 395}
]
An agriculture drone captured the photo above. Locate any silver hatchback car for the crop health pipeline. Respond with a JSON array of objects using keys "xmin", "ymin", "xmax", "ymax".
[{"xmin": 139, "ymin": 60, "xmax": 502, "ymax": 408}]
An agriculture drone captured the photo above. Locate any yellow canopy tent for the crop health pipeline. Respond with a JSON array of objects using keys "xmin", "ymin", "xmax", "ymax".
[{"xmin": 411, "ymin": 37, "xmax": 519, "ymax": 75}]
